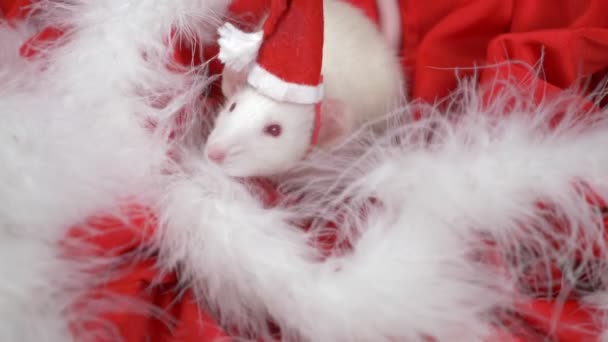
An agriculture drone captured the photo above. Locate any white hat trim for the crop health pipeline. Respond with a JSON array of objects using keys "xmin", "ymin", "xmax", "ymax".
[{"xmin": 247, "ymin": 63, "xmax": 324, "ymax": 104}]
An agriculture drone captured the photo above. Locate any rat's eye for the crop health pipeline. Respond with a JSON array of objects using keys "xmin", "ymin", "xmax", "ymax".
[
  {"xmin": 263, "ymin": 123, "xmax": 282, "ymax": 137},
  {"xmin": 228, "ymin": 102, "xmax": 237, "ymax": 112}
]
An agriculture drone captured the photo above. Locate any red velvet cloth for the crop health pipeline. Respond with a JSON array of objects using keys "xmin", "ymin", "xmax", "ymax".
[{"xmin": 3, "ymin": 0, "xmax": 608, "ymax": 340}]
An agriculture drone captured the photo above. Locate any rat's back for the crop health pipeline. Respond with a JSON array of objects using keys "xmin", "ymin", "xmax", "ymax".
[{"xmin": 322, "ymin": 0, "xmax": 405, "ymax": 127}]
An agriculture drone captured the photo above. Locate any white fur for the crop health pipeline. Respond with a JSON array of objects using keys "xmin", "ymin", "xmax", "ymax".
[
  {"xmin": 0, "ymin": 0, "xmax": 230, "ymax": 340},
  {"xmin": 157, "ymin": 67, "xmax": 608, "ymax": 341},
  {"xmin": 322, "ymin": 0, "xmax": 405, "ymax": 123},
  {"xmin": 205, "ymin": 85, "xmax": 316, "ymax": 177},
  {"xmin": 206, "ymin": 0, "xmax": 405, "ymax": 178}
]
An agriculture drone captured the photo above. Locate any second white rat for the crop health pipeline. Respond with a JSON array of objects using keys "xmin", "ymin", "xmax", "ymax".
[{"xmin": 205, "ymin": 0, "xmax": 405, "ymax": 178}]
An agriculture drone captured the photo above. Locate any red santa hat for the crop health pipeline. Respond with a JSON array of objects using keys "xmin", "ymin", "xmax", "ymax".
[{"xmin": 217, "ymin": 0, "xmax": 325, "ymax": 105}]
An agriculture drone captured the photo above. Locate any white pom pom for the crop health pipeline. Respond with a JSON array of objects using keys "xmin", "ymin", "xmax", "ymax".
[{"xmin": 217, "ymin": 22, "xmax": 263, "ymax": 71}]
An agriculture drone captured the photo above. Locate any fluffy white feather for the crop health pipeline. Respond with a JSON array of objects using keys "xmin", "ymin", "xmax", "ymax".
[
  {"xmin": 157, "ymin": 71, "xmax": 608, "ymax": 341},
  {"xmin": 0, "ymin": 0, "xmax": 230, "ymax": 340},
  {"xmin": 4, "ymin": 1, "xmax": 608, "ymax": 340}
]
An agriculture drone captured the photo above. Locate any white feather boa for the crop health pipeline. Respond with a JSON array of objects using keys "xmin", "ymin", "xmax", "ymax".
[
  {"xmin": 2, "ymin": 1, "xmax": 608, "ymax": 341},
  {"xmin": 0, "ymin": 0, "xmax": 229, "ymax": 340},
  {"xmin": 157, "ymin": 74, "xmax": 608, "ymax": 341}
]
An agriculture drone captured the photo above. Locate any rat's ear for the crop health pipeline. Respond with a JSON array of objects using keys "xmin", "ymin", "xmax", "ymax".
[
  {"xmin": 316, "ymin": 98, "xmax": 355, "ymax": 146},
  {"xmin": 221, "ymin": 66, "xmax": 248, "ymax": 98}
]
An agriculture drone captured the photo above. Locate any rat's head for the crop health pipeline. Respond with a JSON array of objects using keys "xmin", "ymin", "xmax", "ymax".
[{"xmin": 205, "ymin": 85, "xmax": 315, "ymax": 177}]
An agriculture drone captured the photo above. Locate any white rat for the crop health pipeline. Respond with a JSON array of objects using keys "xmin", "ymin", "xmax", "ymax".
[{"xmin": 205, "ymin": 0, "xmax": 405, "ymax": 178}]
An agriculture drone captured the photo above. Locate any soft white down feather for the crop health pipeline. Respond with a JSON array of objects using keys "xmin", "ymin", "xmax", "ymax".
[
  {"xmin": 0, "ymin": 0, "xmax": 230, "ymax": 340},
  {"xmin": 3, "ymin": 0, "xmax": 608, "ymax": 341},
  {"xmin": 157, "ymin": 72, "xmax": 608, "ymax": 341}
]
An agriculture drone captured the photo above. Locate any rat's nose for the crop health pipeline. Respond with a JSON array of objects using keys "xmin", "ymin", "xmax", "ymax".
[{"xmin": 206, "ymin": 146, "xmax": 226, "ymax": 164}]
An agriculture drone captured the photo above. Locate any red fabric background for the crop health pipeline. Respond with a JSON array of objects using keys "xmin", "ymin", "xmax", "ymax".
[{"xmin": 2, "ymin": 0, "xmax": 608, "ymax": 341}]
